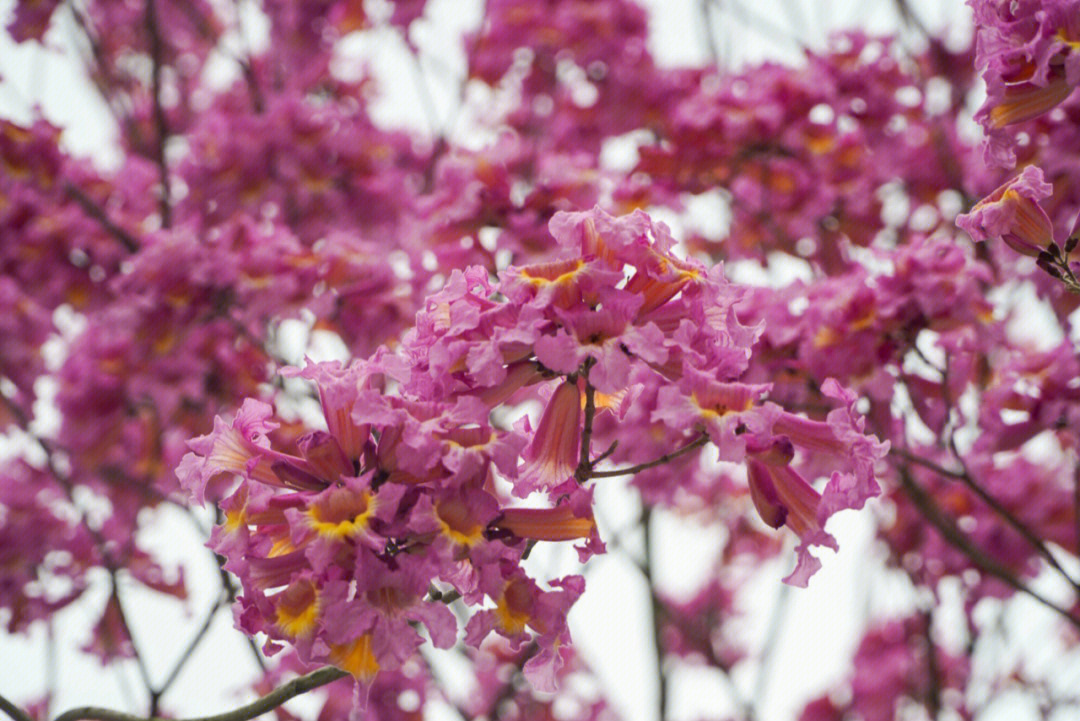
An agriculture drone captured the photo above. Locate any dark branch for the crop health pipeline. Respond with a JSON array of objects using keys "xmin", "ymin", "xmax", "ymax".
[
  {"xmin": 64, "ymin": 182, "xmax": 140, "ymax": 253},
  {"xmin": 590, "ymin": 433, "xmax": 709, "ymax": 478},
  {"xmin": 0, "ymin": 694, "xmax": 34, "ymax": 721},
  {"xmin": 897, "ymin": 466, "xmax": 1080, "ymax": 631},
  {"xmin": 145, "ymin": 0, "xmax": 172, "ymax": 228},
  {"xmin": 152, "ymin": 593, "xmax": 227, "ymax": 710},
  {"xmin": 889, "ymin": 447, "xmax": 964, "ymax": 479},
  {"xmin": 575, "ymin": 358, "xmax": 598, "ymax": 483},
  {"xmin": 52, "ymin": 666, "xmax": 349, "ymax": 721},
  {"xmin": 642, "ymin": 506, "xmax": 667, "ymax": 721}
]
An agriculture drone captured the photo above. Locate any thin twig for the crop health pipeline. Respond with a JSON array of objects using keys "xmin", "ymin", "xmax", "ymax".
[
  {"xmin": 145, "ymin": 0, "xmax": 172, "ymax": 228},
  {"xmin": 751, "ymin": 582, "xmax": 789, "ymax": 715},
  {"xmin": 699, "ymin": 0, "xmax": 721, "ymax": 66},
  {"xmin": 47, "ymin": 620, "xmax": 57, "ymax": 720},
  {"xmin": 893, "ymin": 0, "xmax": 932, "ymax": 37},
  {"xmin": 591, "ymin": 434, "xmax": 709, "ymax": 478},
  {"xmin": 65, "ymin": 0, "xmax": 141, "ymax": 148},
  {"xmin": 945, "ymin": 432, "xmax": 1080, "ymax": 596},
  {"xmin": 889, "ymin": 447, "xmax": 964, "ymax": 479},
  {"xmin": 210, "ymin": 513, "xmax": 267, "ymax": 675},
  {"xmin": 0, "ymin": 397, "xmax": 156, "ymax": 699},
  {"xmin": 404, "ymin": 42, "xmax": 441, "ymax": 139},
  {"xmin": 1074, "ymin": 460, "xmax": 1080, "ymax": 559},
  {"xmin": 64, "ymin": 182, "xmax": 140, "ymax": 252},
  {"xmin": 642, "ymin": 506, "xmax": 667, "ymax": 721},
  {"xmin": 936, "ymin": 358, "xmax": 1080, "ymax": 596},
  {"xmin": 52, "ymin": 666, "xmax": 349, "ymax": 721},
  {"xmin": 107, "ymin": 574, "xmax": 156, "ymax": 703},
  {"xmin": 897, "ymin": 466, "xmax": 1080, "ymax": 631},
  {"xmin": 152, "ymin": 593, "xmax": 228, "ymax": 710},
  {"xmin": 922, "ymin": 608, "xmax": 941, "ymax": 720}
]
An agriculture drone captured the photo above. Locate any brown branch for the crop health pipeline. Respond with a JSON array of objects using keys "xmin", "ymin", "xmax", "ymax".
[
  {"xmin": 0, "ymin": 396, "xmax": 155, "ymax": 704},
  {"xmin": 921, "ymin": 609, "xmax": 941, "ymax": 720},
  {"xmin": 943, "ymin": 435, "xmax": 1080, "ymax": 597},
  {"xmin": 211, "ymin": 510, "xmax": 268, "ymax": 675},
  {"xmin": 144, "ymin": 0, "xmax": 172, "ymax": 228},
  {"xmin": 574, "ymin": 358, "xmax": 597, "ymax": 483},
  {"xmin": 107, "ymin": 575, "xmax": 156, "ymax": 701},
  {"xmin": 590, "ymin": 433, "xmax": 709, "ymax": 478},
  {"xmin": 0, "ymin": 694, "xmax": 34, "ymax": 721},
  {"xmin": 51, "ymin": 666, "xmax": 349, "ymax": 721},
  {"xmin": 889, "ymin": 447, "xmax": 964, "ymax": 479},
  {"xmin": 897, "ymin": 466, "xmax": 1080, "ymax": 631},
  {"xmin": 642, "ymin": 506, "xmax": 667, "ymax": 721},
  {"xmin": 64, "ymin": 182, "xmax": 140, "ymax": 252},
  {"xmin": 893, "ymin": 0, "xmax": 932, "ymax": 36},
  {"xmin": 932, "ymin": 358, "xmax": 1080, "ymax": 597},
  {"xmin": 151, "ymin": 593, "xmax": 228, "ymax": 712},
  {"xmin": 1074, "ymin": 461, "xmax": 1080, "ymax": 559},
  {"xmin": 66, "ymin": 1, "xmax": 142, "ymax": 148}
]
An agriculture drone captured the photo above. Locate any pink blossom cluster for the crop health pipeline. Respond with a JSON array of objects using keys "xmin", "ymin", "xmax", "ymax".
[
  {"xmin": 800, "ymin": 615, "xmax": 971, "ymax": 721},
  {"xmin": 622, "ymin": 33, "xmax": 988, "ymax": 270},
  {"xmin": 178, "ymin": 207, "xmax": 884, "ymax": 698},
  {"xmin": 969, "ymin": 0, "xmax": 1080, "ymax": 167},
  {"xmin": 962, "ymin": 0, "xmax": 1080, "ymax": 304},
  {"xmin": 4, "ymin": 1, "xmax": 1080, "ymax": 718}
]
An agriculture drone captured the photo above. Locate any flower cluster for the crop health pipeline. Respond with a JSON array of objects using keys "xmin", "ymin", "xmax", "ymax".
[
  {"xmin": 623, "ymin": 33, "xmax": 987, "ymax": 270},
  {"xmin": 179, "ymin": 208, "xmax": 885, "ymax": 700},
  {"xmin": 800, "ymin": 615, "xmax": 971, "ymax": 721},
  {"xmin": 7, "ymin": 1, "xmax": 1080, "ymax": 719},
  {"xmin": 970, "ymin": 0, "xmax": 1080, "ymax": 167},
  {"xmin": 963, "ymin": 1, "xmax": 1080, "ymax": 298}
]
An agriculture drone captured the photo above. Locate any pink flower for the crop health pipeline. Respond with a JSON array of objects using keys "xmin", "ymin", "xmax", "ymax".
[
  {"xmin": 517, "ymin": 381, "xmax": 582, "ymax": 494},
  {"xmin": 957, "ymin": 165, "xmax": 1056, "ymax": 255}
]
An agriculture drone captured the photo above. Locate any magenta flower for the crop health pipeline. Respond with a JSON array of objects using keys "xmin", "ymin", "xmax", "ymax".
[
  {"xmin": 174, "ymin": 205, "xmax": 887, "ymax": 702},
  {"xmin": 747, "ymin": 454, "xmax": 838, "ymax": 587},
  {"xmin": 970, "ymin": 0, "xmax": 1080, "ymax": 164},
  {"xmin": 956, "ymin": 165, "xmax": 1056, "ymax": 256},
  {"xmin": 518, "ymin": 380, "xmax": 582, "ymax": 493}
]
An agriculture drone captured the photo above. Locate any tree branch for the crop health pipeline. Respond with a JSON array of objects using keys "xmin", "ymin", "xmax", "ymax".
[
  {"xmin": 52, "ymin": 666, "xmax": 349, "ymax": 721},
  {"xmin": 889, "ymin": 447, "xmax": 964, "ymax": 479},
  {"xmin": 590, "ymin": 433, "xmax": 709, "ymax": 478},
  {"xmin": 574, "ymin": 358, "xmax": 597, "ymax": 483},
  {"xmin": 151, "ymin": 593, "xmax": 228, "ymax": 712},
  {"xmin": 933, "ymin": 358, "xmax": 1080, "ymax": 597},
  {"xmin": 642, "ymin": 506, "xmax": 667, "ymax": 721},
  {"xmin": 0, "ymin": 694, "xmax": 34, "ymax": 721},
  {"xmin": 921, "ymin": 608, "xmax": 941, "ymax": 720},
  {"xmin": 897, "ymin": 466, "xmax": 1080, "ymax": 631},
  {"xmin": 0, "ymin": 397, "xmax": 155, "ymax": 702},
  {"xmin": 144, "ymin": 0, "xmax": 172, "ymax": 228},
  {"xmin": 64, "ymin": 182, "xmax": 140, "ymax": 252},
  {"xmin": 106, "ymin": 573, "xmax": 156, "ymax": 702}
]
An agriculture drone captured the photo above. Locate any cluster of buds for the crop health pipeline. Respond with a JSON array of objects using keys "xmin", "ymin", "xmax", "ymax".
[{"xmin": 179, "ymin": 208, "xmax": 886, "ymax": 702}]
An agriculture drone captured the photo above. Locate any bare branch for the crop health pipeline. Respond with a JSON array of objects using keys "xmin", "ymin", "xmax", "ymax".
[
  {"xmin": 590, "ymin": 434, "xmax": 709, "ymax": 479},
  {"xmin": 152, "ymin": 593, "xmax": 228, "ymax": 710},
  {"xmin": 64, "ymin": 182, "xmax": 140, "ymax": 253},
  {"xmin": 897, "ymin": 466, "xmax": 1080, "ymax": 631},
  {"xmin": 0, "ymin": 693, "xmax": 34, "ymax": 721},
  {"xmin": 144, "ymin": 0, "xmax": 172, "ymax": 228},
  {"xmin": 52, "ymin": 666, "xmax": 349, "ymax": 721},
  {"xmin": 642, "ymin": 506, "xmax": 667, "ymax": 721}
]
